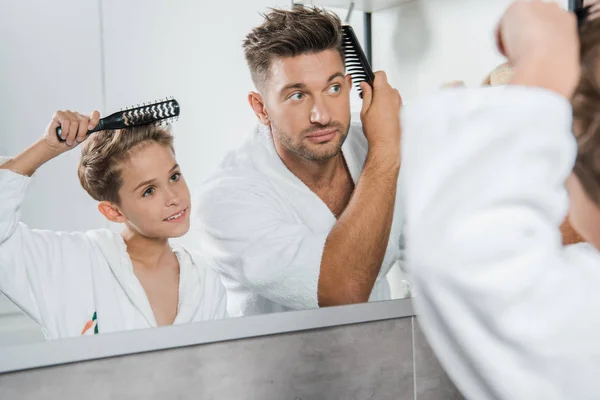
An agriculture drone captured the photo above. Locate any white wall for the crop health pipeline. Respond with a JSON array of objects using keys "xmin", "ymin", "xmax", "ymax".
[
  {"xmin": 0, "ymin": 0, "xmax": 107, "ymax": 345},
  {"xmin": 372, "ymin": 0, "xmax": 568, "ymax": 101},
  {"xmin": 0, "ymin": 0, "xmax": 106, "ymax": 232}
]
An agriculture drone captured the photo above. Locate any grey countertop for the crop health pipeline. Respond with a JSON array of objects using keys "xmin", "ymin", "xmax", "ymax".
[{"xmin": 0, "ymin": 298, "xmax": 414, "ymax": 374}]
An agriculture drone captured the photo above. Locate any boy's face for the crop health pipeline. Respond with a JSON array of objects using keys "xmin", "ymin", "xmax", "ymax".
[
  {"xmin": 114, "ymin": 142, "xmax": 191, "ymax": 239},
  {"xmin": 566, "ymin": 173, "xmax": 600, "ymax": 250},
  {"xmin": 258, "ymin": 49, "xmax": 352, "ymax": 162}
]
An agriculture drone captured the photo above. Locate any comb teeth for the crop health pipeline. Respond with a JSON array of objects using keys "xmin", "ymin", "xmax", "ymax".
[
  {"xmin": 341, "ymin": 25, "xmax": 374, "ymax": 96},
  {"xmin": 575, "ymin": 4, "xmax": 591, "ymax": 27},
  {"xmin": 122, "ymin": 99, "xmax": 180, "ymax": 127}
]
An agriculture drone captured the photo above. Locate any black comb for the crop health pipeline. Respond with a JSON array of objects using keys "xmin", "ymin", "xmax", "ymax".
[
  {"xmin": 573, "ymin": 0, "xmax": 591, "ymax": 28},
  {"xmin": 56, "ymin": 98, "xmax": 180, "ymax": 142},
  {"xmin": 342, "ymin": 24, "xmax": 375, "ymax": 98}
]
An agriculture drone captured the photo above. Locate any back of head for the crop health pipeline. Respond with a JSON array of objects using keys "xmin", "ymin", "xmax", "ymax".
[
  {"xmin": 243, "ymin": 5, "xmax": 343, "ymax": 90},
  {"xmin": 571, "ymin": 19, "xmax": 600, "ymax": 207},
  {"xmin": 480, "ymin": 61, "xmax": 588, "ymax": 244},
  {"xmin": 77, "ymin": 124, "xmax": 174, "ymax": 205}
]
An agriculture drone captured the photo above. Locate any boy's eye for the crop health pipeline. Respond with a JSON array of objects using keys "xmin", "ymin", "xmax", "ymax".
[
  {"xmin": 143, "ymin": 187, "xmax": 155, "ymax": 197},
  {"xmin": 170, "ymin": 172, "xmax": 181, "ymax": 182}
]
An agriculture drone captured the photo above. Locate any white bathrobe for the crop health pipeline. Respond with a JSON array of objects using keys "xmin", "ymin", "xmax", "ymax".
[
  {"xmin": 0, "ymin": 159, "xmax": 227, "ymax": 340},
  {"xmin": 401, "ymin": 86, "xmax": 600, "ymax": 399},
  {"xmin": 194, "ymin": 123, "xmax": 406, "ymax": 317}
]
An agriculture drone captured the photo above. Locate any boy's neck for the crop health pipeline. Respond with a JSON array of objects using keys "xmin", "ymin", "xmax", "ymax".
[{"xmin": 121, "ymin": 227, "xmax": 173, "ymax": 269}]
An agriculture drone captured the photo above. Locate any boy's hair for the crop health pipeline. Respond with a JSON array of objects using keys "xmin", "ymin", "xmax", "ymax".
[
  {"xmin": 243, "ymin": 5, "xmax": 344, "ymax": 90},
  {"xmin": 571, "ymin": 19, "xmax": 600, "ymax": 206},
  {"xmin": 481, "ymin": 62, "xmax": 513, "ymax": 86},
  {"xmin": 77, "ymin": 124, "xmax": 174, "ymax": 205}
]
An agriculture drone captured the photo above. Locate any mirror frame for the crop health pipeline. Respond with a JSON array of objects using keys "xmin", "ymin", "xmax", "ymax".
[{"xmin": 0, "ymin": 298, "xmax": 414, "ymax": 373}]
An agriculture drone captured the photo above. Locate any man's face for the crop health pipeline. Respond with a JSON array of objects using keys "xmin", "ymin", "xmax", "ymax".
[{"xmin": 262, "ymin": 49, "xmax": 352, "ymax": 162}]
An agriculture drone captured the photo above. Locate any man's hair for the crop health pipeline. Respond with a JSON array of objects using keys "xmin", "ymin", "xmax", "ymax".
[
  {"xmin": 571, "ymin": 19, "xmax": 600, "ymax": 206},
  {"xmin": 77, "ymin": 124, "xmax": 175, "ymax": 205},
  {"xmin": 243, "ymin": 5, "xmax": 344, "ymax": 90}
]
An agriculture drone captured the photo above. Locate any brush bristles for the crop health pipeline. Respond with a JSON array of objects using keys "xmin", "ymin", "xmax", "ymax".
[{"xmin": 122, "ymin": 100, "xmax": 179, "ymax": 127}]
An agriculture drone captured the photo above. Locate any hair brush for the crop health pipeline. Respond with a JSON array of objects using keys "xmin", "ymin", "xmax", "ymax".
[
  {"xmin": 56, "ymin": 98, "xmax": 180, "ymax": 142},
  {"xmin": 342, "ymin": 24, "xmax": 375, "ymax": 98}
]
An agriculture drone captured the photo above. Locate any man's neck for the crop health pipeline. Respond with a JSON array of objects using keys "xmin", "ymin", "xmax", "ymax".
[
  {"xmin": 272, "ymin": 133, "xmax": 355, "ymax": 218},
  {"xmin": 121, "ymin": 227, "xmax": 173, "ymax": 270},
  {"xmin": 275, "ymin": 143, "xmax": 346, "ymax": 191}
]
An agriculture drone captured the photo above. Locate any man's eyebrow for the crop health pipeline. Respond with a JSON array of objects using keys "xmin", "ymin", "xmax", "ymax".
[
  {"xmin": 279, "ymin": 73, "xmax": 345, "ymax": 94},
  {"xmin": 280, "ymin": 82, "xmax": 306, "ymax": 93},
  {"xmin": 327, "ymin": 72, "xmax": 345, "ymax": 82}
]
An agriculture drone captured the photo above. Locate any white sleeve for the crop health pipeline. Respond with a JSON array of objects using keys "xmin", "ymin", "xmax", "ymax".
[
  {"xmin": 0, "ymin": 163, "xmax": 91, "ymax": 327},
  {"xmin": 401, "ymin": 87, "xmax": 600, "ymax": 400},
  {"xmin": 195, "ymin": 176, "xmax": 325, "ymax": 310}
]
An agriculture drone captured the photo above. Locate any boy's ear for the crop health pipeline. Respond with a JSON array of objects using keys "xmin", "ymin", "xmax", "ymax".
[{"xmin": 98, "ymin": 201, "xmax": 126, "ymax": 223}]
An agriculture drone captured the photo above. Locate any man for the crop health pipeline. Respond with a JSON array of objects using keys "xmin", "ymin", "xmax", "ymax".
[
  {"xmin": 401, "ymin": 1, "xmax": 600, "ymax": 398},
  {"xmin": 194, "ymin": 6, "xmax": 406, "ymax": 317}
]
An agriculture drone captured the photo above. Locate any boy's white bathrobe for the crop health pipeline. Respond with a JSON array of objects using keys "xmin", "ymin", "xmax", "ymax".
[
  {"xmin": 195, "ymin": 123, "xmax": 407, "ymax": 317},
  {"xmin": 401, "ymin": 86, "xmax": 600, "ymax": 399},
  {"xmin": 0, "ymin": 158, "xmax": 227, "ymax": 340}
]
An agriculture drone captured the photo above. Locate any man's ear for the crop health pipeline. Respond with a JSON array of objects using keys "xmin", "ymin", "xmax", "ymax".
[
  {"xmin": 98, "ymin": 201, "xmax": 127, "ymax": 223},
  {"xmin": 248, "ymin": 91, "xmax": 270, "ymax": 126}
]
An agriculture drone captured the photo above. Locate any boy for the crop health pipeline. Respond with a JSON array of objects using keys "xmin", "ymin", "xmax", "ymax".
[
  {"xmin": 0, "ymin": 110, "xmax": 227, "ymax": 339},
  {"xmin": 401, "ymin": 1, "xmax": 600, "ymax": 398}
]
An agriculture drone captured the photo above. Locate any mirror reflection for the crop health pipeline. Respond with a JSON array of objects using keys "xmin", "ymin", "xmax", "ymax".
[{"xmin": 0, "ymin": 0, "xmax": 524, "ymax": 348}]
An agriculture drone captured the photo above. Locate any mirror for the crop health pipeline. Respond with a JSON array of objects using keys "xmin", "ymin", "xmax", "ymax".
[{"xmin": 0, "ymin": 0, "xmax": 527, "ymax": 349}]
